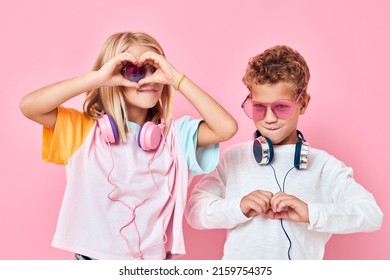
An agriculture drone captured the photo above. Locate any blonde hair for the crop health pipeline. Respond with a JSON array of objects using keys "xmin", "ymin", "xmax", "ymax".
[
  {"xmin": 83, "ymin": 31, "xmax": 171, "ymax": 143},
  {"xmin": 242, "ymin": 45, "xmax": 310, "ymax": 96}
]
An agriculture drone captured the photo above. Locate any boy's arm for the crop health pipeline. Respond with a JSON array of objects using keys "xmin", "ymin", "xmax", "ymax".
[
  {"xmin": 185, "ymin": 163, "xmax": 250, "ymax": 230},
  {"xmin": 308, "ymin": 158, "xmax": 383, "ymax": 233}
]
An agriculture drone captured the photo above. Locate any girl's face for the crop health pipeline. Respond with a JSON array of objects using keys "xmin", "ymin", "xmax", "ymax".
[
  {"xmin": 123, "ymin": 43, "xmax": 164, "ymax": 124},
  {"xmin": 250, "ymin": 82, "xmax": 309, "ymax": 145}
]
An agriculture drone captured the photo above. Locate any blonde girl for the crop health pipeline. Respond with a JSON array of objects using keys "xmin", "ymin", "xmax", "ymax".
[{"xmin": 20, "ymin": 31, "xmax": 237, "ymax": 260}]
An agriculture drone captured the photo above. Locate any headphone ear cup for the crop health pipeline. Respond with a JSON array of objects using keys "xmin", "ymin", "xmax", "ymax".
[
  {"xmin": 138, "ymin": 121, "xmax": 163, "ymax": 151},
  {"xmin": 294, "ymin": 141, "xmax": 302, "ymax": 169},
  {"xmin": 98, "ymin": 114, "xmax": 119, "ymax": 144},
  {"xmin": 294, "ymin": 140, "xmax": 309, "ymax": 169},
  {"xmin": 253, "ymin": 136, "xmax": 274, "ymax": 165}
]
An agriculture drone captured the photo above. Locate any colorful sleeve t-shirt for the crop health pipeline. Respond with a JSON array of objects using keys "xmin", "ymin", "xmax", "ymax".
[{"xmin": 42, "ymin": 106, "xmax": 219, "ymax": 260}]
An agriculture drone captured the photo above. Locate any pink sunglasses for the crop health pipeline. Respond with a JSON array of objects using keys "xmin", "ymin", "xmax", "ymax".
[{"xmin": 241, "ymin": 93, "xmax": 303, "ymax": 121}]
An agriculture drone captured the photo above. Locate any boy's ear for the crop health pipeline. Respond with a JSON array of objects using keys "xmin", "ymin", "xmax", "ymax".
[{"xmin": 299, "ymin": 94, "xmax": 311, "ymax": 115}]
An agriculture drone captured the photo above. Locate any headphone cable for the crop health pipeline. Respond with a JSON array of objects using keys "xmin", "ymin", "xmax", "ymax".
[{"xmin": 270, "ymin": 164, "xmax": 295, "ymax": 260}]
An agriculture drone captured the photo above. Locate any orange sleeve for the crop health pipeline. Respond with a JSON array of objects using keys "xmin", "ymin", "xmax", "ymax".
[{"xmin": 42, "ymin": 106, "xmax": 95, "ymax": 165}]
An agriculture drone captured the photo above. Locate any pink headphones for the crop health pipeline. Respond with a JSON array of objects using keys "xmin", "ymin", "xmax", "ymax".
[{"xmin": 98, "ymin": 114, "xmax": 163, "ymax": 151}]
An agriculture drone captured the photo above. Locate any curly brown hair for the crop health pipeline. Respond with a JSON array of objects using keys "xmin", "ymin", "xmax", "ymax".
[{"xmin": 242, "ymin": 45, "xmax": 310, "ymax": 95}]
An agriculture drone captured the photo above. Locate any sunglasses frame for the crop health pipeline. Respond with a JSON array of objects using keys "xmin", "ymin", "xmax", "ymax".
[{"xmin": 241, "ymin": 92, "xmax": 303, "ymax": 121}]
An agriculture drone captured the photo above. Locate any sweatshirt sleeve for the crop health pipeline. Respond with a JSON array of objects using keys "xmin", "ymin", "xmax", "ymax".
[
  {"xmin": 308, "ymin": 157, "xmax": 383, "ymax": 234},
  {"xmin": 185, "ymin": 150, "xmax": 250, "ymax": 230}
]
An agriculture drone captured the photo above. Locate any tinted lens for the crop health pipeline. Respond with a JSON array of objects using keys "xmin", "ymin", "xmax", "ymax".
[
  {"xmin": 242, "ymin": 101, "xmax": 266, "ymax": 120},
  {"xmin": 252, "ymin": 103, "xmax": 267, "ymax": 120},
  {"xmin": 145, "ymin": 64, "xmax": 157, "ymax": 74},
  {"xmin": 270, "ymin": 101, "xmax": 295, "ymax": 119},
  {"xmin": 242, "ymin": 99, "xmax": 296, "ymax": 120},
  {"xmin": 242, "ymin": 101, "xmax": 254, "ymax": 119},
  {"xmin": 123, "ymin": 64, "xmax": 146, "ymax": 82}
]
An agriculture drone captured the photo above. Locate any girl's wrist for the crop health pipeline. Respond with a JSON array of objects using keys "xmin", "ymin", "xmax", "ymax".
[
  {"xmin": 91, "ymin": 70, "xmax": 108, "ymax": 88},
  {"xmin": 172, "ymin": 73, "xmax": 186, "ymax": 91}
]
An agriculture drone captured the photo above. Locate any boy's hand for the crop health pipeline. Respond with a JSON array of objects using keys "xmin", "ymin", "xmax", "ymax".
[
  {"xmin": 240, "ymin": 190, "xmax": 273, "ymax": 217},
  {"xmin": 270, "ymin": 192, "xmax": 309, "ymax": 223},
  {"xmin": 240, "ymin": 190, "xmax": 309, "ymax": 222}
]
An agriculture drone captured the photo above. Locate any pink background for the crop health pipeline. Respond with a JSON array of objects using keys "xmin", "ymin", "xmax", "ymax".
[{"xmin": 1, "ymin": 0, "xmax": 389, "ymax": 259}]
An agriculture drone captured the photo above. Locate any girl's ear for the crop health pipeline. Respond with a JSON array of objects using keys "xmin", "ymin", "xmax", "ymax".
[{"xmin": 299, "ymin": 94, "xmax": 311, "ymax": 115}]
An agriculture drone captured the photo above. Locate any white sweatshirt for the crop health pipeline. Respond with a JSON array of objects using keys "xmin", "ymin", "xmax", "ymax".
[{"xmin": 185, "ymin": 141, "xmax": 383, "ymax": 259}]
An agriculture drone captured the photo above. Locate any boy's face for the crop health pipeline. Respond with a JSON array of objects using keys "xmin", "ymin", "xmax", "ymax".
[{"xmin": 250, "ymin": 82, "xmax": 310, "ymax": 145}]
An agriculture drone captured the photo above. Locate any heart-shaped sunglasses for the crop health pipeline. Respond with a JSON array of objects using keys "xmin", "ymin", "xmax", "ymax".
[{"xmin": 121, "ymin": 63, "xmax": 157, "ymax": 82}]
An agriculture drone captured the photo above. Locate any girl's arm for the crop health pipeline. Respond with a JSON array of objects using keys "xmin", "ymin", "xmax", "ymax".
[
  {"xmin": 174, "ymin": 76, "xmax": 238, "ymax": 147},
  {"xmin": 20, "ymin": 53, "xmax": 138, "ymax": 129},
  {"xmin": 139, "ymin": 52, "xmax": 238, "ymax": 147}
]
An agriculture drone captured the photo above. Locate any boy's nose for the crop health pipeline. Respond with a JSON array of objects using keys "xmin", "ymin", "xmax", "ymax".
[{"xmin": 263, "ymin": 106, "xmax": 278, "ymax": 123}]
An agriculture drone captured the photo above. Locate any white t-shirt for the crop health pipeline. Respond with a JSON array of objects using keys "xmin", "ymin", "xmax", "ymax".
[{"xmin": 43, "ymin": 107, "xmax": 219, "ymax": 260}]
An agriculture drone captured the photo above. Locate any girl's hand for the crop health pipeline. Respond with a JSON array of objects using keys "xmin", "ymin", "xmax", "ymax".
[
  {"xmin": 137, "ymin": 51, "xmax": 182, "ymax": 88},
  {"xmin": 270, "ymin": 192, "xmax": 309, "ymax": 223},
  {"xmin": 97, "ymin": 52, "xmax": 140, "ymax": 88}
]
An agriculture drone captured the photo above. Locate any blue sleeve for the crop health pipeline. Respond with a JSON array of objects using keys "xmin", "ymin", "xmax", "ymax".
[{"xmin": 177, "ymin": 116, "xmax": 219, "ymax": 176}]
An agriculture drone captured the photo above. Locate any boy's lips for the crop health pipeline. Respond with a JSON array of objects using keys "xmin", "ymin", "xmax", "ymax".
[{"xmin": 264, "ymin": 127, "xmax": 280, "ymax": 131}]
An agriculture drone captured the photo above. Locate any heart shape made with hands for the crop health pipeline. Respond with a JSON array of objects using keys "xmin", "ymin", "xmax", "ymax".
[{"xmin": 122, "ymin": 63, "xmax": 157, "ymax": 83}]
